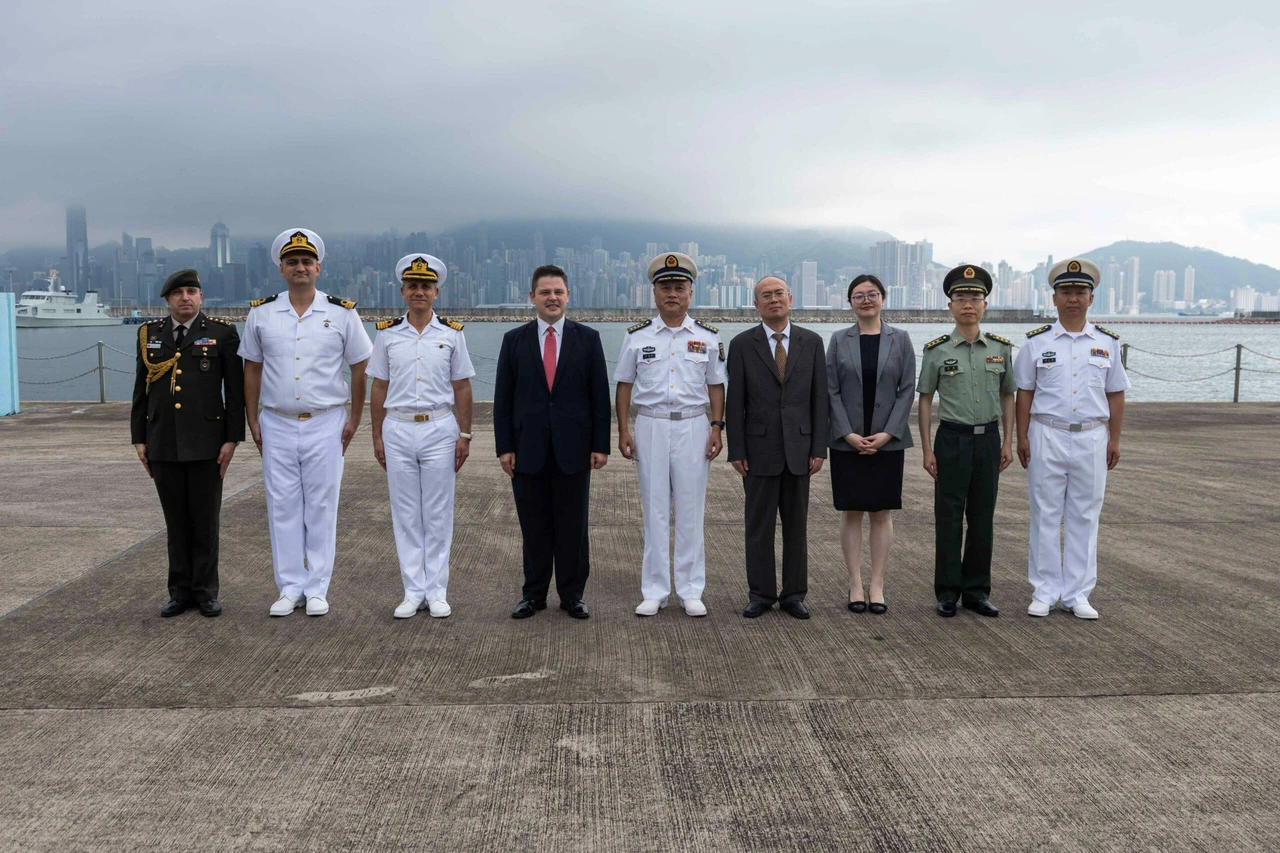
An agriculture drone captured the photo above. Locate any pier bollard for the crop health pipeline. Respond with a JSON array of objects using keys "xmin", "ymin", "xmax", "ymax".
[
  {"xmin": 97, "ymin": 341, "xmax": 106, "ymax": 404},
  {"xmin": 1233, "ymin": 344, "xmax": 1242, "ymax": 403}
]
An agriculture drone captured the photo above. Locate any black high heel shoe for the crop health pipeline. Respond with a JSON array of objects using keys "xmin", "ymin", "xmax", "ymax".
[
  {"xmin": 868, "ymin": 599, "xmax": 888, "ymax": 615},
  {"xmin": 848, "ymin": 589, "xmax": 867, "ymax": 613}
]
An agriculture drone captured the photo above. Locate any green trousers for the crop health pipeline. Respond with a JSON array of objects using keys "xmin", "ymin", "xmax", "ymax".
[{"xmin": 933, "ymin": 424, "xmax": 1000, "ymax": 602}]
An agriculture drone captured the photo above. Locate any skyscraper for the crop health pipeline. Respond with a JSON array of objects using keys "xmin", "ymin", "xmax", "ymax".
[
  {"xmin": 1123, "ymin": 256, "xmax": 1141, "ymax": 314},
  {"xmin": 65, "ymin": 206, "xmax": 89, "ymax": 292},
  {"xmin": 791, "ymin": 260, "xmax": 818, "ymax": 308},
  {"xmin": 1183, "ymin": 266, "xmax": 1196, "ymax": 304},
  {"xmin": 209, "ymin": 221, "xmax": 231, "ymax": 268}
]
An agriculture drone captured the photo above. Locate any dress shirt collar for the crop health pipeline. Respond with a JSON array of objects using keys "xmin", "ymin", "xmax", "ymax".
[
  {"xmin": 949, "ymin": 326, "xmax": 986, "ymax": 346},
  {"xmin": 762, "ymin": 321, "xmax": 790, "ymax": 341},
  {"xmin": 657, "ymin": 314, "xmax": 694, "ymax": 334},
  {"xmin": 399, "ymin": 311, "xmax": 442, "ymax": 334},
  {"xmin": 537, "ymin": 316, "xmax": 565, "ymax": 338},
  {"xmin": 273, "ymin": 289, "xmax": 327, "ymax": 316},
  {"xmin": 1051, "ymin": 320, "xmax": 1096, "ymax": 339}
]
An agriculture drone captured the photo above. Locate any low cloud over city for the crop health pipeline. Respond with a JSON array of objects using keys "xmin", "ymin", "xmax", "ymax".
[{"xmin": 3, "ymin": 0, "xmax": 1280, "ymax": 267}]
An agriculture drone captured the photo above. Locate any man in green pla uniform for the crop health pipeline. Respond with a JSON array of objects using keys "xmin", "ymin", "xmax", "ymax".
[{"xmin": 917, "ymin": 264, "xmax": 1015, "ymax": 618}]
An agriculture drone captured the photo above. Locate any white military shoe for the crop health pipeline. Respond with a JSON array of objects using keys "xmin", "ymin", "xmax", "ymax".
[
  {"xmin": 1027, "ymin": 599, "xmax": 1053, "ymax": 617},
  {"xmin": 682, "ymin": 599, "xmax": 708, "ymax": 617},
  {"xmin": 634, "ymin": 597, "xmax": 668, "ymax": 616},
  {"xmin": 269, "ymin": 595, "xmax": 304, "ymax": 617},
  {"xmin": 305, "ymin": 597, "xmax": 330, "ymax": 617},
  {"xmin": 427, "ymin": 600, "xmax": 452, "ymax": 618},
  {"xmin": 394, "ymin": 598, "xmax": 426, "ymax": 619},
  {"xmin": 1071, "ymin": 601, "xmax": 1100, "ymax": 620}
]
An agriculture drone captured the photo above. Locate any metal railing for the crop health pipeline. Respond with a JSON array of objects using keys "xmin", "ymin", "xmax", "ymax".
[{"xmin": 17, "ymin": 341, "xmax": 1280, "ymax": 403}]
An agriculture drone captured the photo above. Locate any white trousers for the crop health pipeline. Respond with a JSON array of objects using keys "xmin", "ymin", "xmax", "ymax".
[
  {"xmin": 260, "ymin": 406, "xmax": 346, "ymax": 599},
  {"xmin": 634, "ymin": 413, "xmax": 710, "ymax": 601},
  {"xmin": 383, "ymin": 413, "xmax": 457, "ymax": 602},
  {"xmin": 1026, "ymin": 419, "xmax": 1109, "ymax": 607}
]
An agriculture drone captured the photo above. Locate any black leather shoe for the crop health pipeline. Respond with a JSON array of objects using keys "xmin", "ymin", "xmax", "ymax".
[
  {"xmin": 937, "ymin": 599, "xmax": 957, "ymax": 617},
  {"xmin": 868, "ymin": 601, "xmax": 888, "ymax": 615},
  {"xmin": 780, "ymin": 600, "xmax": 811, "ymax": 620},
  {"xmin": 848, "ymin": 600, "xmax": 867, "ymax": 613},
  {"xmin": 562, "ymin": 600, "xmax": 590, "ymax": 619},
  {"xmin": 963, "ymin": 597, "xmax": 1000, "ymax": 617},
  {"xmin": 511, "ymin": 599, "xmax": 546, "ymax": 619},
  {"xmin": 160, "ymin": 599, "xmax": 189, "ymax": 617},
  {"xmin": 198, "ymin": 600, "xmax": 222, "ymax": 617},
  {"xmin": 742, "ymin": 601, "xmax": 769, "ymax": 618}
]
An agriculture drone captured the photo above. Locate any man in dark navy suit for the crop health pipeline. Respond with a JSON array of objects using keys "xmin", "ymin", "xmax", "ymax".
[{"xmin": 494, "ymin": 264, "xmax": 610, "ymax": 619}]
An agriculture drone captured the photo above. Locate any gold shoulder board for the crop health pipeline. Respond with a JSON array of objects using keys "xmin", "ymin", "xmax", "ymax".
[
  {"xmin": 327, "ymin": 294, "xmax": 357, "ymax": 309},
  {"xmin": 984, "ymin": 332, "xmax": 1012, "ymax": 346},
  {"xmin": 249, "ymin": 293, "xmax": 279, "ymax": 308},
  {"xmin": 694, "ymin": 318, "xmax": 719, "ymax": 334},
  {"xmin": 1095, "ymin": 325, "xmax": 1120, "ymax": 340},
  {"xmin": 627, "ymin": 319, "xmax": 653, "ymax": 334},
  {"xmin": 924, "ymin": 335, "xmax": 949, "ymax": 350},
  {"xmin": 1026, "ymin": 325, "xmax": 1052, "ymax": 338},
  {"xmin": 439, "ymin": 317, "xmax": 464, "ymax": 331}
]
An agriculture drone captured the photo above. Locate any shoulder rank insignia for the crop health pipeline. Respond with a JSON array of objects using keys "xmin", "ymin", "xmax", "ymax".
[
  {"xmin": 327, "ymin": 294, "xmax": 357, "ymax": 309},
  {"xmin": 438, "ymin": 316, "xmax": 464, "ymax": 331},
  {"xmin": 627, "ymin": 318, "xmax": 653, "ymax": 334},
  {"xmin": 924, "ymin": 334, "xmax": 949, "ymax": 350},
  {"xmin": 718, "ymin": 341, "xmax": 726, "ymax": 362},
  {"xmin": 984, "ymin": 332, "xmax": 1012, "ymax": 346},
  {"xmin": 1095, "ymin": 324, "xmax": 1120, "ymax": 340},
  {"xmin": 1026, "ymin": 325, "xmax": 1052, "ymax": 338},
  {"xmin": 249, "ymin": 293, "xmax": 278, "ymax": 308},
  {"xmin": 375, "ymin": 317, "xmax": 404, "ymax": 331},
  {"xmin": 694, "ymin": 318, "xmax": 718, "ymax": 334}
]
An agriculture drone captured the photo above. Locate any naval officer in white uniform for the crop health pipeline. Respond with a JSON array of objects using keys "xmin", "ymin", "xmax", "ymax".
[
  {"xmin": 615, "ymin": 252, "xmax": 726, "ymax": 617},
  {"xmin": 369, "ymin": 254, "xmax": 475, "ymax": 619},
  {"xmin": 241, "ymin": 229, "xmax": 374, "ymax": 617},
  {"xmin": 1014, "ymin": 258, "xmax": 1129, "ymax": 620}
]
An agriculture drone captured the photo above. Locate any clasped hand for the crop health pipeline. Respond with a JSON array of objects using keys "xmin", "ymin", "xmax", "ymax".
[{"xmin": 844, "ymin": 432, "xmax": 889, "ymax": 455}]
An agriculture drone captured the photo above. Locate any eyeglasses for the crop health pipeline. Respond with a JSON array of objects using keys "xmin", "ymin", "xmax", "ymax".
[
  {"xmin": 951, "ymin": 296, "xmax": 985, "ymax": 306},
  {"xmin": 850, "ymin": 292, "xmax": 881, "ymax": 304}
]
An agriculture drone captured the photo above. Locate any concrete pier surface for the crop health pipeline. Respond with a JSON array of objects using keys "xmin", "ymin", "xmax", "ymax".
[{"xmin": 1, "ymin": 402, "xmax": 1278, "ymax": 851}]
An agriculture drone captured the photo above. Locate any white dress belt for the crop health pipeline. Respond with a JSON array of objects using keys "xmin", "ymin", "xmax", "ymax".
[
  {"xmin": 263, "ymin": 404, "xmax": 343, "ymax": 421},
  {"xmin": 1033, "ymin": 414, "xmax": 1106, "ymax": 432},
  {"xmin": 386, "ymin": 406, "xmax": 453, "ymax": 422},
  {"xmin": 634, "ymin": 405, "xmax": 708, "ymax": 420}
]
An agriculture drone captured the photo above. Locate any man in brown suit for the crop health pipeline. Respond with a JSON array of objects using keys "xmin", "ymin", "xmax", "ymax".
[{"xmin": 726, "ymin": 277, "xmax": 829, "ymax": 619}]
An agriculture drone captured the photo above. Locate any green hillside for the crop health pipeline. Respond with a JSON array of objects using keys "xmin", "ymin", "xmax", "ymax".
[{"xmin": 1080, "ymin": 241, "xmax": 1280, "ymax": 303}]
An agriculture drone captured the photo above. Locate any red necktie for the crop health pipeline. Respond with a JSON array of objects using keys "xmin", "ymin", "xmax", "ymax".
[{"xmin": 543, "ymin": 327, "xmax": 557, "ymax": 390}]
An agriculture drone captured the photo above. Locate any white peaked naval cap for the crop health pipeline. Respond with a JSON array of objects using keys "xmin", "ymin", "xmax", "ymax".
[
  {"xmin": 271, "ymin": 228, "xmax": 326, "ymax": 264},
  {"xmin": 395, "ymin": 253, "xmax": 448, "ymax": 287}
]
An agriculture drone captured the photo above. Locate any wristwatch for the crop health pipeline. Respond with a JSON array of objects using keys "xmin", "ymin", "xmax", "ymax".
[
  {"xmin": 458, "ymin": 432, "xmax": 473, "ymax": 440},
  {"xmin": 709, "ymin": 420, "xmax": 726, "ymax": 429}
]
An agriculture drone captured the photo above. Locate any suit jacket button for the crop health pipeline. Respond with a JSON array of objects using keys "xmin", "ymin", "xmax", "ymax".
[{"xmin": 174, "ymin": 403, "xmax": 181, "ymax": 409}]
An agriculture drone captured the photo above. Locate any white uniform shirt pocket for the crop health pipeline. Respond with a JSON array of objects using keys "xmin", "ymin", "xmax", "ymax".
[
  {"xmin": 1087, "ymin": 356, "xmax": 1111, "ymax": 387},
  {"xmin": 636, "ymin": 349, "xmax": 666, "ymax": 390}
]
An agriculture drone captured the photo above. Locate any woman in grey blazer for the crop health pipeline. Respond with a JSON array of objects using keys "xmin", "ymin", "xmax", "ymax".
[{"xmin": 825, "ymin": 275, "xmax": 916, "ymax": 614}]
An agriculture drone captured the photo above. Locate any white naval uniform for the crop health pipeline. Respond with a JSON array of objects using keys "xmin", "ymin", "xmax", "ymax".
[
  {"xmin": 1013, "ymin": 321, "xmax": 1130, "ymax": 608},
  {"xmin": 368, "ymin": 313, "xmax": 475, "ymax": 602},
  {"xmin": 615, "ymin": 316, "xmax": 727, "ymax": 602},
  {"xmin": 240, "ymin": 290, "xmax": 374, "ymax": 600}
]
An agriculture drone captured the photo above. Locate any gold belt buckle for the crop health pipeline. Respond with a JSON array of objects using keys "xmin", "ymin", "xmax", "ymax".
[
  {"xmin": 414, "ymin": 413, "xmax": 430, "ymax": 422},
  {"xmin": 297, "ymin": 412, "xmax": 312, "ymax": 421}
]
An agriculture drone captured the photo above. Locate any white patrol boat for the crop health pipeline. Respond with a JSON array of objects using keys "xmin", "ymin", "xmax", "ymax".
[{"xmin": 14, "ymin": 271, "xmax": 120, "ymax": 327}]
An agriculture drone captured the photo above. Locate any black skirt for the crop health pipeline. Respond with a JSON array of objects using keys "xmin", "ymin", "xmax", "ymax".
[{"xmin": 830, "ymin": 448, "xmax": 904, "ymax": 512}]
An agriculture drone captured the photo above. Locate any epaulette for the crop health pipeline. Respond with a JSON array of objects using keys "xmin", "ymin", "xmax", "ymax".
[
  {"xmin": 327, "ymin": 294, "xmax": 357, "ymax": 309},
  {"xmin": 206, "ymin": 316, "xmax": 234, "ymax": 328},
  {"xmin": 627, "ymin": 318, "xmax": 653, "ymax": 334},
  {"xmin": 438, "ymin": 316, "xmax": 464, "ymax": 331},
  {"xmin": 1095, "ymin": 324, "xmax": 1120, "ymax": 340},
  {"xmin": 375, "ymin": 317, "xmax": 403, "ymax": 331},
  {"xmin": 694, "ymin": 318, "xmax": 719, "ymax": 334},
  {"xmin": 984, "ymin": 332, "xmax": 1012, "ymax": 346},
  {"xmin": 249, "ymin": 293, "xmax": 278, "ymax": 308},
  {"xmin": 924, "ymin": 334, "xmax": 949, "ymax": 350},
  {"xmin": 1026, "ymin": 325, "xmax": 1052, "ymax": 338}
]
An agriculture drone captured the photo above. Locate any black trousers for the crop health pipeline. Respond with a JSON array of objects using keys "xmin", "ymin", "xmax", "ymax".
[
  {"xmin": 512, "ymin": 451, "xmax": 591, "ymax": 604},
  {"xmin": 744, "ymin": 470, "xmax": 811, "ymax": 605},
  {"xmin": 150, "ymin": 459, "xmax": 224, "ymax": 603},
  {"xmin": 933, "ymin": 424, "xmax": 1000, "ymax": 603}
]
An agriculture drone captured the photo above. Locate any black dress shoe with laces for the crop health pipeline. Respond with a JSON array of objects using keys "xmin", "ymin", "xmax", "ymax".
[
  {"xmin": 198, "ymin": 600, "xmax": 223, "ymax": 617},
  {"xmin": 962, "ymin": 597, "xmax": 1000, "ymax": 617},
  {"xmin": 562, "ymin": 600, "xmax": 590, "ymax": 619},
  {"xmin": 937, "ymin": 599, "xmax": 958, "ymax": 617},
  {"xmin": 511, "ymin": 598, "xmax": 547, "ymax": 619},
  {"xmin": 780, "ymin": 600, "xmax": 811, "ymax": 620},
  {"xmin": 742, "ymin": 601, "xmax": 769, "ymax": 618},
  {"xmin": 160, "ymin": 599, "xmax": 190, "ymax": 617}
]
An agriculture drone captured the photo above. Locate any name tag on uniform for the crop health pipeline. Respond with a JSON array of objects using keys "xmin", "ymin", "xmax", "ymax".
[
  {"xmin": 986, "ymin": 355, "xmax": 1004, "ymax": 363},
  {"xmin": 1091, "ymin": 348, "xmax": 1109, "ymax": 358},
  {"xmin": 687, "ymin": 341, "xmax": 706, "ymax": 354},
  {"xmin": 1042, "ymin": 351, "xmax": 1057, "ymax": 364},
  {"xmin": 146, "ymin": 340, "xmax": 163, "ymax": 349},
  {"xmin": 194, "ymin": 337, "xmax": 216, "ymax": 346}
]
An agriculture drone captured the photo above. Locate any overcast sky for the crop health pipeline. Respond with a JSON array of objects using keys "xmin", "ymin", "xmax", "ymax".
[{"xmin": 4, "ymin": 0, "xmax": 1279, "ymax": 269}]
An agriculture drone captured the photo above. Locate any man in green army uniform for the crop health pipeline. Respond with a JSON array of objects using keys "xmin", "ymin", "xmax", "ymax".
[{"xmin": 917, "ymin": 264, "xmax": 1016, "ymax": 618}]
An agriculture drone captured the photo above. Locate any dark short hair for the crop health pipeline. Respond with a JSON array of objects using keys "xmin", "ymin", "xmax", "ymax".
[
  {"xmin": 531, "ymin": 265, "xmax": 568, "ymax": 291},
  {"xmin": 847, "ymin": 274, "xmax": 886, "ymax": 301}
]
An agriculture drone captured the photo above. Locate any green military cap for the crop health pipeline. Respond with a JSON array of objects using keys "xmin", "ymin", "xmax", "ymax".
[
  {"xmin": 942, "ymin": 264, "xmax": 992, "ymax": 298},
  {"xmin": 1048, "ymin": 258, "xmax": 1101, "ymax": 289},
  {"xmin": 160, "ymin": 268, "xmax": 201, "ymax": 298},
  {"xmin": 647, "ymin": 252, "xmax": 698, "ymax": 284}
]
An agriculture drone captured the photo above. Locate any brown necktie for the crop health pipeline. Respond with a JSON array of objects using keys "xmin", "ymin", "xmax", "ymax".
[{"xmin": 773, "ymin": 332, "xmax": 786, "ymax": 381}]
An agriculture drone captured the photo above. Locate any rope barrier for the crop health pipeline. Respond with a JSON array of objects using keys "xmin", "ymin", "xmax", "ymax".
[
  {"xmin": 1124, "ymin": 345, "xmax": 1237, "ymax": 358},
  {"xmin": 1125, "ymin": 368, "xmax": 1236, "ymax": 383},
  {"xmin": 1240, "ymin": 367, "xmax": 1280, "ymax": 376},
  {"xmin": 1242, "ymin": 347, "xmax": 1280, "ymax": 361},
  {"xmin": 19, "ymin": 368, "xmax": 102, "ymax": 385},
  {"xmin": 17, "ymin": 345, "xmax": 98, "ymax": 361}
]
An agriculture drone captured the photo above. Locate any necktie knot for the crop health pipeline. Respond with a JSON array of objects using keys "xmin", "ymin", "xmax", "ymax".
[{"xmin": 772, "ymin": 332, "xmax": 784, "ymax": 342}]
